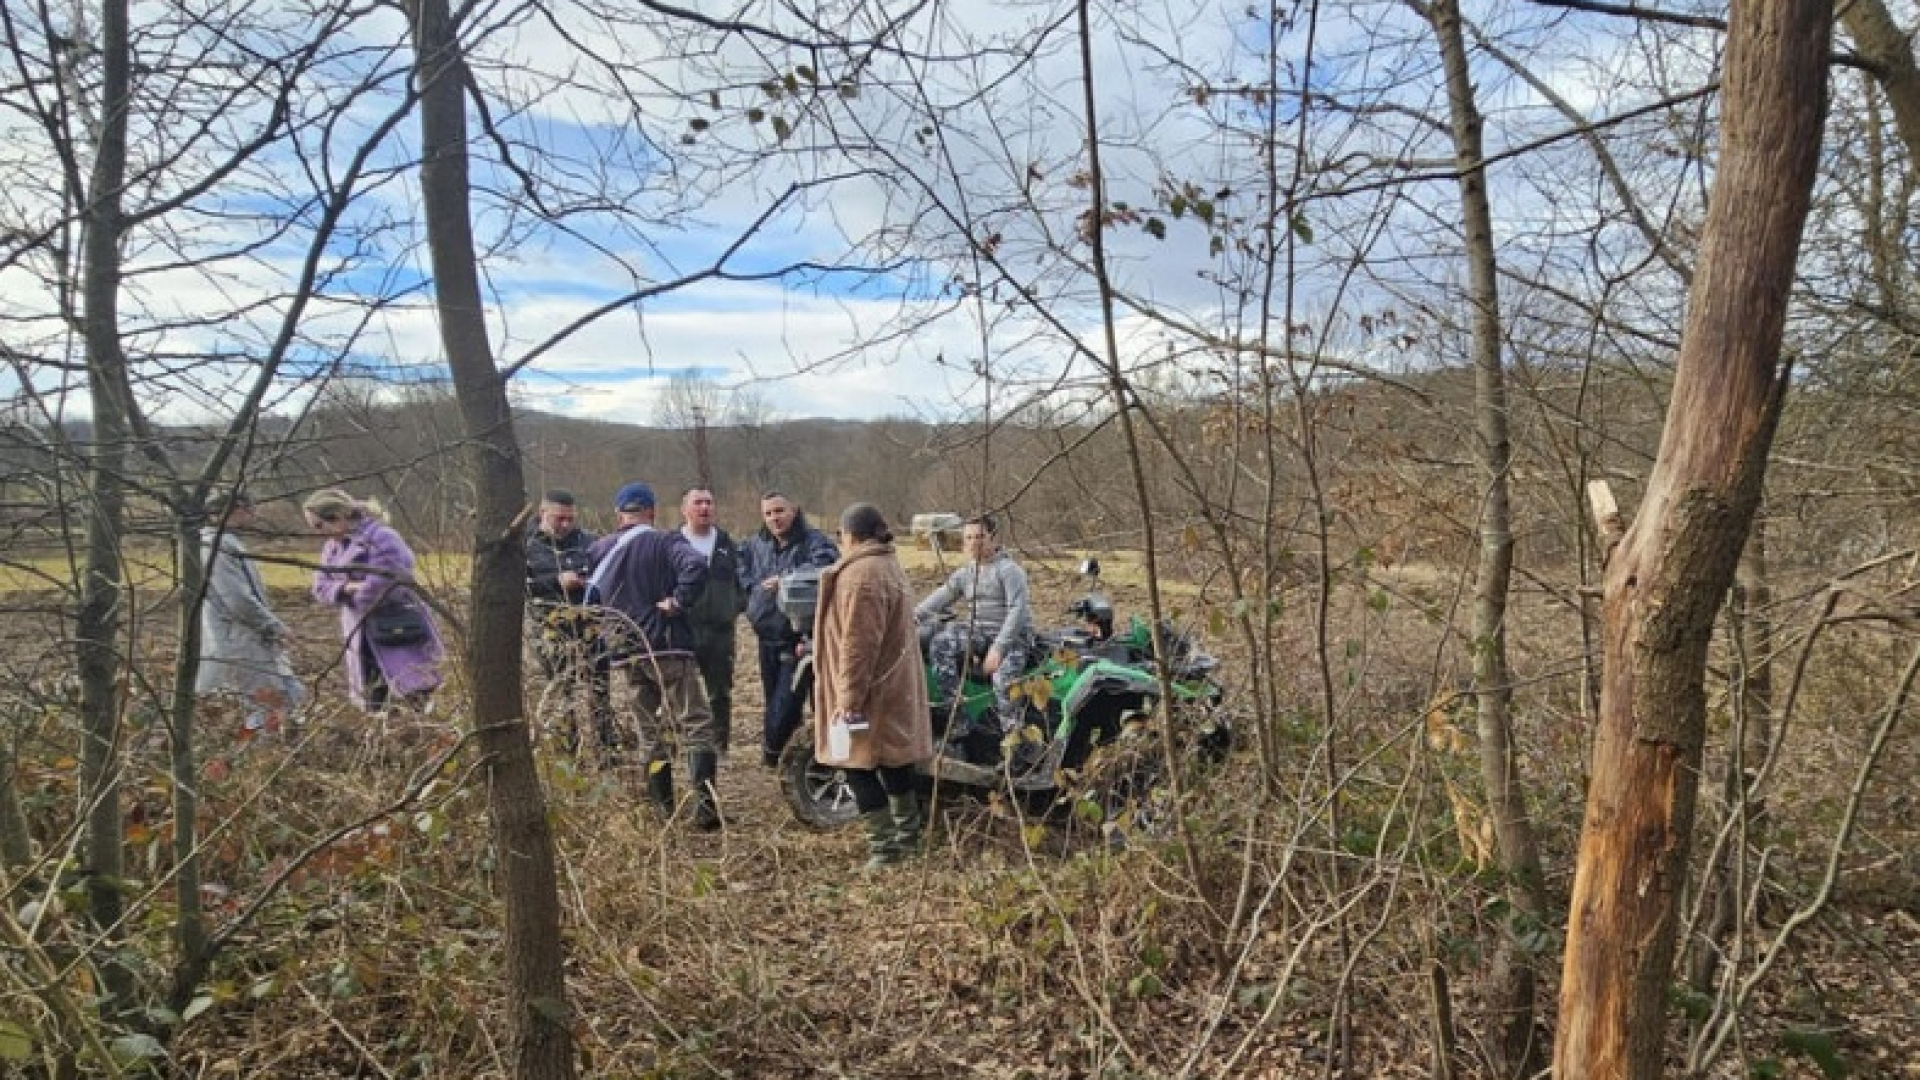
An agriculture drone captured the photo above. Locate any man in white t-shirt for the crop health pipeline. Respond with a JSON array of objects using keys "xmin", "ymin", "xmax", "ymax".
[{"xmin": 678, "ymin": 487, "xmax": 745, "ymax": 754}]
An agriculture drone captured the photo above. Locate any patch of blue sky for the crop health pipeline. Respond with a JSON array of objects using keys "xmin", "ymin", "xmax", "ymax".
[
  {"xmin": 274, "ymin": 347, "xmax": 441, "ymax": 384},
  {"xmin": 794, "ymin": 267, "xmax": 943, "ymax": 304},
  {"xmin": 480, "ymin": 109, "xmax": 665, "ymax": 181},
  {"xmin": 517, "ymin": 365, "xmax": 724, "ymax": 387},
  {"xmin": 477, "ymin": 201, "xmax": 933, "ymax": 309}
]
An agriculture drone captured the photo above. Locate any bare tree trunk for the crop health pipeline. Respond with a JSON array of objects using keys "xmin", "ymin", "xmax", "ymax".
[
  {"xmin": 76, "ymin": 0, "xmax": 137, "ymax": 1017},
  {"xmin": 407, "ymin": 0, "xmax": 575, "ymax": 1075},
  {"xmin": 0, "ymin": 735, "xmax": 31, "ymax": 870},
  {"xmin": 1840, "ymin": 0, "xmax": 1920, "ymax": 162},
  {"xmin": 167, "ymin": 526, "xmax": 209, "ymax": 1005},
  {"xmin": 1070, "ymin": 0, "xmax": 1215, "ymax": 937},
  {"xmin": 1414, "ymin": 1, "xmax": 1548, "ymax": 1074},
  {"xmin": 1689, "ymin": 516, "xmax": 1776, "ymax": 995},
  {"xmin": 1731, "ymin": 519, "xmax": 1774, "ymax": 868},
  {"xmin": 1553, "ymin": 0, "xmax": 1831, "ymax": 1076}
]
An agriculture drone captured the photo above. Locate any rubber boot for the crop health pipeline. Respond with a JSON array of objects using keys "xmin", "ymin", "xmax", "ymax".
[
  {"xmin": 862, "ymin": 807, "xmax": 903, "ymax": 871},
  {"xmin": 645, "ymin": 760, "xmax": 674, "ymax": 819},
  {"xmin": 887, "ymin": 791, "xmax": 925, "ymax": 859},
  {"xmin": 688, "ymin": 750, "xmax": 723, "ymax": 832}
]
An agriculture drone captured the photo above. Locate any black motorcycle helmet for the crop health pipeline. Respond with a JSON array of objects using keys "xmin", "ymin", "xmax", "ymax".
[{"xmin": 1070, "ymin": 594, "xmax": 1115, "ymax": 640}]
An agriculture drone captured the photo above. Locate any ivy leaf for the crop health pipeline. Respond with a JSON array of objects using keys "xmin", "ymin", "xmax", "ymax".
[
  {"xmin": 1144, "ymin": 217, "xmax": 1167, "ymax": 240},
  {"xmin": 1779, "ymin": 1029, "xmax": 1848, "ymax": 1079},
  {"xmin": 110, "ymin": 1034, "xmax": 165, "ymax": 1066},
  {"xmin": 771, "ymin": 115, "xmax": 792, "ymax": 142}
]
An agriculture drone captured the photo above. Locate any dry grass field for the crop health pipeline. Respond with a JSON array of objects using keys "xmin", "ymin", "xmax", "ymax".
[{"xmin": 2, "ymin": 544, "xmax": 1915, "ymax": 1079}]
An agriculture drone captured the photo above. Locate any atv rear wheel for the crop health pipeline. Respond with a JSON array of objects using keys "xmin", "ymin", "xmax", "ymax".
[
  {"xmin": 1062, "ymin": 705, "xmax": 1233, "ymax": 841},
  {"xmin": 778, "ymin": 735, "xmax": 861, "ymax": 830}
]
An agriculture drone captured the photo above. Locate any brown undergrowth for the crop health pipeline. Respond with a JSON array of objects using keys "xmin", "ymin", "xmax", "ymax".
[{"xmin": 3, "ymin": 565, "xmax": 1914, "ymax": 1079}]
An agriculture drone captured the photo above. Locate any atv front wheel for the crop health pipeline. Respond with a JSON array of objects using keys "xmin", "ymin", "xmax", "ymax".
[{"xmin": 779, "ymin": 736, "xmax": 861, "ymax": 830}]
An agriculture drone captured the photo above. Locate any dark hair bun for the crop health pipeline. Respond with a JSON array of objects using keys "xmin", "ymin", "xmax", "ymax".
[{"xmin": 839, "ymin": 502, "xmax": 891, "ymax": 543}]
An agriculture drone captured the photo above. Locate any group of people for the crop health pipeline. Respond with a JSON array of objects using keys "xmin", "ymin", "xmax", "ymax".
[
  {"xmin": 523, "ymin": 486, "xmax": 1038, "ymax": 865},
  {"xmin": 522, "ymin": 484, "xmax": 841, "ymax": 831},
  {"xmin": 195, "ymin": 487, "xmax": 448, "ymax": 736},
  {"xmin": 193, "ymin": 480, "xmax": 1035, "ymax": 869},
  {"xmin": 806, "ymin": 505, "xmax": 1035, "ymax": 867}
]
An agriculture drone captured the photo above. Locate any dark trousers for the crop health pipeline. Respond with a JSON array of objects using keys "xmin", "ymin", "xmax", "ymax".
[
  {"xmin": 359, "ymin": 636, "xmax": 431, "ymax": 714},
  {"xmin": 757, "ymin": 639, "xmax": 808, "ymax": 757},
  {"xmin": 359, "ymin": 635, "xmax": 390, "ymax": 712},
  {"xmin": 691, "ymin": 625, "xmax": 736, "ymax": 748},
  {"xmin": 844, "ymin": 764, "xmax": 918, "ymax": 813}
]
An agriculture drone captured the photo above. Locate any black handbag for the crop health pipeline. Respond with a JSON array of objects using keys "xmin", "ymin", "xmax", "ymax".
[{"xmin": 367, "ymin": 599, "xmax": 430, "ymax": 647}]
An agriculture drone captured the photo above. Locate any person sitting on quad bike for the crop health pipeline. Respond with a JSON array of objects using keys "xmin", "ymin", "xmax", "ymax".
[
  {"xmin": 1069, "ymin": 590, "xmax": 1115, "ymax": 643},
  {"xmin": 915, "ymin": 513, "xmax": 1033, "ymax": 752},
  {"xmin": 776, "ymin": 549, "xmax": 1233, "ymax": 832}
]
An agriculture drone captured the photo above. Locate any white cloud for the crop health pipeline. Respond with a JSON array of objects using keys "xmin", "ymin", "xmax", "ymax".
[{"xmin": 3, "ymin": 0, "xmax": 1676, "ymax": 431}]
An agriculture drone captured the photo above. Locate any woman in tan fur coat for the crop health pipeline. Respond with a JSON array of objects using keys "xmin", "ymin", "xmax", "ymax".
[{"xmin": 811, "ymin": 503, "xmax": 933, "ymax": 869}]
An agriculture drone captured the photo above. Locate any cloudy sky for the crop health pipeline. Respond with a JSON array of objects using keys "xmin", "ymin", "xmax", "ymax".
[{"xmin": 0, "ymin": 0, "xmax": 1648, "ymax": 428}]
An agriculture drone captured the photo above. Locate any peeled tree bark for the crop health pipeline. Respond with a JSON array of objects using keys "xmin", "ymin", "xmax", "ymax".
[
  {"xmin": 407, "ymin": 0, "xmax": 575, "ymax": 1075},
  {"xmin": 1553, "ymin": 0, "xmax": 1832, "ymax": 1076}
]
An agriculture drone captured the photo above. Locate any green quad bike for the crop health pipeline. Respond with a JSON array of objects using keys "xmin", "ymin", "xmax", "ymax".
[{"xmin": 777, "ymin": 559, "xmax": 1232, "ymax": 831}]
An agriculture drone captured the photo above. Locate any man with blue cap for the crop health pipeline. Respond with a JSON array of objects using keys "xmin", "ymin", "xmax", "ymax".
[{"xmin": 587, "ymin": 481, "xmax": 722, "ymax": 829}]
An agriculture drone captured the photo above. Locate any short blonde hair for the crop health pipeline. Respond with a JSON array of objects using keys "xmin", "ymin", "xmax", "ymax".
[{"xmin": 302, "ymin": 488, "xmax": 384, "ymax": 522}]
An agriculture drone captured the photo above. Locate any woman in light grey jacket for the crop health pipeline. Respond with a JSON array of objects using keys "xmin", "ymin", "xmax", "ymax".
[{"xmin": 196, "ymin": 491, "xmax": 305, "ymax": 732}]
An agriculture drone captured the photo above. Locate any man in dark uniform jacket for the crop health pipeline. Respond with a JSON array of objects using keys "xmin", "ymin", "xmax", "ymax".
[
  {"xmin": 736, "ymin": 490, "xmax": 839, "ymax": 768},
  {"xmin": 525, "ymin": 489, "xmax": 613, "ymax": 750}
]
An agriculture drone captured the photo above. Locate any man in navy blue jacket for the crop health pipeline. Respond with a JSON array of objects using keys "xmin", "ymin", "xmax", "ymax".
[
  {"xmin": 588, "ymin": 481, "xmax": 721, "ymax": 829},
  {"xmin": 736, "ymin": 490, "xmax": 839, "ymax": 768}
]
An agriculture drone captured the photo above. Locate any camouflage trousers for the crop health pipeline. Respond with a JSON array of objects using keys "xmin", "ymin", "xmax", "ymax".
[{"xmin": 927, "ymin": 627, "xmax": 1031, "ymax": 735}]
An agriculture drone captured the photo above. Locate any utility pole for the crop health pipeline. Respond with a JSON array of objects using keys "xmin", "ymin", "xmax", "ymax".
[{"xmin": 691, "ymin": 406, "xmax": 712, "ymax": 488}]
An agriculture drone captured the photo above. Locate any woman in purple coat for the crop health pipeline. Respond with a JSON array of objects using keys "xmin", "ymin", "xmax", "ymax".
[{"xmin": 302, "ymin": 489, "xmax": 445, "ymax": 714}]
